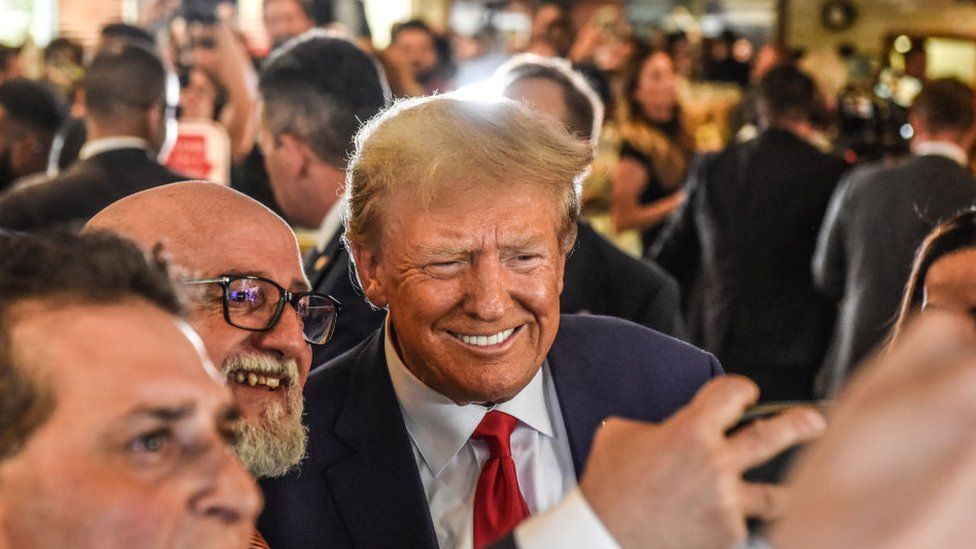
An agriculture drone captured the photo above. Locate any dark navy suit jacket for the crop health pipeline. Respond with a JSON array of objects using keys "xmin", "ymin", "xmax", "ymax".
[{"xmin": 259, "ymin": 314, "xmax": 721, "ymax": 548}]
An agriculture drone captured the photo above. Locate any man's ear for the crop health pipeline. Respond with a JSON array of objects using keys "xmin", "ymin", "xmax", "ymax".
[
  {"xmin": 277, "ymin": 134, "xmax": 314, "ymax": 179},
  {"xmin": 349, "ymin": 242, "xmax": 390, "ymax": 308}
]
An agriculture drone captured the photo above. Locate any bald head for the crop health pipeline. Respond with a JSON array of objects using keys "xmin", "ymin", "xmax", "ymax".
[{"xmin": 86, "ymin": 181, "xmax": 300, "ymax": 274}]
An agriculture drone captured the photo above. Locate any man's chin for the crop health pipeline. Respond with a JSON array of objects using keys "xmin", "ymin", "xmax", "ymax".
[{"xmin": 230, "ymin": 383, "xmax": 291, "ymax": 420}]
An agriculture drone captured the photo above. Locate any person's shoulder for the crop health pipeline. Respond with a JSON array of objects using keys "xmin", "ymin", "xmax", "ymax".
[{"xmin": 554, "ymin": 314, "xmax": 717, "ymax": 372}]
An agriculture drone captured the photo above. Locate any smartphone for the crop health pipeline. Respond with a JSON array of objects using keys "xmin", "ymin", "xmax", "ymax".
[{"xmin": 734, "ymin": 400, "xmax": 830, "ymax": 483}]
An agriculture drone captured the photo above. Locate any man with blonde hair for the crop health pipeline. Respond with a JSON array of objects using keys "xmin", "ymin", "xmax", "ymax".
[{"xmin": 259, "ymin": 95, "xmax": 822, "ymax": 548}]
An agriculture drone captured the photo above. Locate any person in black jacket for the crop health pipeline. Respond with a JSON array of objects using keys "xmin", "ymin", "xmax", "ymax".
[
  {"xmin": 653, "ymin": 66, "xmax": 849, "ymax": 401},
  {"xmin": 0, "ymin": 41, "xmax": 184, "ymax": 231}
]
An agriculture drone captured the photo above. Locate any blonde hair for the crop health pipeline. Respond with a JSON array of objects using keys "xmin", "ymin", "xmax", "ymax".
[{"xmin": 343, "ymin": 94, "xmax": 592, "ymax": 251}]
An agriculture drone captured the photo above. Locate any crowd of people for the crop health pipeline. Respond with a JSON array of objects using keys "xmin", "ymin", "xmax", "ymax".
[{"xmin": 3, "ymin": 1, "xmax": 976, "ymax": 548}]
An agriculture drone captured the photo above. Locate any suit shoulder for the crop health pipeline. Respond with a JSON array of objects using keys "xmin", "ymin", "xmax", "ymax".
[{"xmin": 555, "ymin": 314, "xmax": 719, "ymax": 375}]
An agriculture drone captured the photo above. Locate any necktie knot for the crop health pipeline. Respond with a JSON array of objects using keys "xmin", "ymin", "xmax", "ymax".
[{"xmin": 471, "ymin": 410, "xmax": 519, "ymax": 458}]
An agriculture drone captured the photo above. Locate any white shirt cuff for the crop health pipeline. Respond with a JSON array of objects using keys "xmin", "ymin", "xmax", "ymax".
[{"xmin": 514, "ymin": 486, "xmax": 620, "ymax": 549}]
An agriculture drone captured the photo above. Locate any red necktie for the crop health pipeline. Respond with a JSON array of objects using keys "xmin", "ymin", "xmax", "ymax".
[{"xmin": 471, "ymin": 410, "xmax": 531, "ymax": 549}]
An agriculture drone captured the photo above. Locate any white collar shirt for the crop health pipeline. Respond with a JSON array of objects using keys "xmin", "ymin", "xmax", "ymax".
[
  {"xmin": 314, "ymin": 200, "xmax": 346, "ymax": 252},
  {"xmin": 78, "ymin": 136, "xmax": 151, "ymax": 161},
  {"xmin": 913, "ymin": 140, "xmax": 969, "ymax": 167},
  {"xmin": 384, "ymin": 318, "xmax": 577, "ymax": 549}
]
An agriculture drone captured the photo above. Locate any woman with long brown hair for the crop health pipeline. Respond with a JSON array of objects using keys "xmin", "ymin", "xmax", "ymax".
[{"xmin": 610, "ymin": 46, "xmax": 695, "ymax": 254}]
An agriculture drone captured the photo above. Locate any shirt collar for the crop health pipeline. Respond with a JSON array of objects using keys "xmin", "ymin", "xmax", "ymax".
[
  {"xmin": 384, "ymin": 316, "xmax": 555, "ymax": 477},
  {"xmin": 78, "ymin": 137, "xmax": 151, "ymax": 161},
  {"xmin": 314, "ymin": 199, "xmax": 346, "ymax": 251},
  {"xmin": 913, "ymin": 140, "xmax": 969, "ymax": 167}
]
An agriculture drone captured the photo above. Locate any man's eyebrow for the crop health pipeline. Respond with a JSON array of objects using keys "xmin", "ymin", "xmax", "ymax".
[{"xmin": 127, "ymin": 402, "xmax": 196, "ymax": 422}]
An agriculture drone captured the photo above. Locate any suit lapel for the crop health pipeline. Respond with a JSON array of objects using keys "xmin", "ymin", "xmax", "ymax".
[
  {"xmin": 304, "ymin": 229, "xmax": 345, "ymax": 291},
  {"xmin": 324, "ymin": 331, "xmax": 439, "ymax": 548}
]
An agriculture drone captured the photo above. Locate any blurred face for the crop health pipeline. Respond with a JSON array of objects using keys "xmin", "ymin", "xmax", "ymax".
[
  {"xmin": 354, "ymin": 180, "xmax": 568, "ymax": 404},
  {"xmin": 392, "ymin": 28, "xmax": 438, "ymax": 80},
  {"xmin": 263, "ymin": 0, "xmax": 314, "ymax": 48},
  {"xmin": 181, "ymin": 215, "xmax": 312, "ymax": 477},
  {"xmin": 0, "ymin": 300, "xmax": 260, "ymax": 548},
  {"xmin": 180, "ymin": 68, "xmax": 217, "ymax": 120},
  {"xmin": 634, "ymin": 51, "xmax": 678, "ymax": 123},
  {"xmin": 504, "ymin": 77, "xmax": 570, "ymax": 130},
  {"xmin": 922, "ymin": 249, "xmax": 976, "ymax": 316}
]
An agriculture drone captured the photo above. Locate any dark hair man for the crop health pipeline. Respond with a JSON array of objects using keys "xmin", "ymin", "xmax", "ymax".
[
  {"xmin": 0, "ymin": 230, "xmax": 260, "ymax": 548},
  {"xmin": 258, "ymin": 30, "xmax": 389, "ymax": 366},
  {"xmin": 0, "ymin": 41, "xmax": 184, "ymax": 231},
  {"xmin": 0, "ymin": 79, "xmax": 66, "ymax": 192},
  {"xmin": 653, "ymin": 65, "xmax": 850, "ymax": 401},
  {"xmin": 813, "ymin": 77, "xmax": 976, "ymax": 395},
  {"xmin": 496, "ymin": 53, "xmax": 685, "ymax": 338}
]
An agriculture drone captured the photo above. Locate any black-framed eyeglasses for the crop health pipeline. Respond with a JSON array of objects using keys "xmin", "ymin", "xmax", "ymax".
[{"xmin": 183, "ymin": 274, "xmax": 341, "ymax": 345}]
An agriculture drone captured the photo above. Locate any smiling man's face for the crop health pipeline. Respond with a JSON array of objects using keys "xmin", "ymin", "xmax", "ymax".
[{"xmin": 354, "ymin": 180, "xmax": 568, "ymax": 404}]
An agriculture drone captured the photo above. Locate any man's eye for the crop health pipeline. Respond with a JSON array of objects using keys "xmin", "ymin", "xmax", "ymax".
[
  {"xmin": 131, "ymin": 429, "xmax": 171, "ymax": 453},
  {"xmin": 228, "ymin": 287, "xmax": 264, "ymax": 307},
  {"xmin": 426, "ymin": 261, "xmax": 464, "ymax": 277}
]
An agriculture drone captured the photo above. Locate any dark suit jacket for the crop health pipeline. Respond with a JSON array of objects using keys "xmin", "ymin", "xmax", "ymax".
[
  {"xmin": 564, "ymin": 220, "xmax": 685, "ymax": 338},
  {"xmin": 653, "ymin": 129, "xmax": 848, "ymax": 401},
  {"xmin": 304, "ymin": 229, "xmax": 387, "ymax": 368},
  {"xmin": 307, "ymin": 221, "xmax": 687, "ymax": 370},
  {"xmin": 812, "ymin": 153, "xmax": 976, "ymax": 396},
  {"xmin": 259, "ymin": 314, "xmax": 721, "ymax": 548},
  {"xmin": 0, "ymin": 147, "xmax": 186, "ymax": 231}
]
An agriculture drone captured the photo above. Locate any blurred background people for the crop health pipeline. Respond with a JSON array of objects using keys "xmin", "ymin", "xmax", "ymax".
[
  {"xmin": 653, "ymin": 66, "xmax": 849, "ymax": 401},
  {"xmin": 814, "ymin": 77, "xmax": 976, "ymax": 396},
  {"xmin": 610, "ymin": 46, "xmax": 694, "ymax": 256},
  {"xmin": 0, "ymin": 41, "xmax": 183, "ymax": 231},
  {"xmin": 0, "ymin": 79, "xmax": 66, "ymax": 192},
  {"xmin": 263, "ymin": 0, "xmax": 315, "ymax": 50}
]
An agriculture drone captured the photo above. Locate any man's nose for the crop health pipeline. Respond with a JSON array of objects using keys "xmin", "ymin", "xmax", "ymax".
[
  {"xmin": 462, "ymin": 258, "xmax": 511, "ymax": 321},
  {"xmin": 191, "ymin": 444, "xmax": 263, "ymax": 527},
  {"xmin": 252, "ymin": 300, "xmax": 309, "ymax": 363}
]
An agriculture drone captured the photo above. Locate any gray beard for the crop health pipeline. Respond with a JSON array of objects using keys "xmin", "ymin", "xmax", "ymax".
[
  {"xmin": 232, "ymin": 388, "xmax": 307, "ymax": 478},
  {"xmin": 221, "ymin": 354, "xmax": 308, "ymax": 478}
]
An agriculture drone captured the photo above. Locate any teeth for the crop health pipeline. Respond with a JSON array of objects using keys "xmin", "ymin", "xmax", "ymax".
[
  {"xmin": 227, "ymin": 370, "xmax": 286, "ymax": 390},
  {"xmin": 455, "ymin": 328, "xmax": 515, "ymax": 347}
]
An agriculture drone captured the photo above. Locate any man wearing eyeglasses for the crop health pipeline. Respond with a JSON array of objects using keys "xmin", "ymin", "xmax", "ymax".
[{"xmin": 87, "ymin": 181, "xmax": 337, "ymax": 483}]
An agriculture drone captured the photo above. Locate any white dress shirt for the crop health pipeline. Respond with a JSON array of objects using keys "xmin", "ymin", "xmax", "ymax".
[
  {"xmin": 913, "ymin": 140, "xmax": 969, "ymax": 167},
  {"xmin": 384, "ymin": 320, "xmax": 617, "ymax": 548},
  {"xmin": 78, "ymin": 136, "xmax": 151, "ymax": 161},
  {"xmin": 314, "ymin": 200, "xmax": 346, "ymax": 252}
]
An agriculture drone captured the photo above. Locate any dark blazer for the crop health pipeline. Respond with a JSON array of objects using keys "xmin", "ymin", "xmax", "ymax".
[
  {"xmin": 0, "ymin": 147, "xmax": 186, "ymax": 231},
  {"xmin": 304, "ymin": 229, "xmax": 387, "ymax": 368},
  {"xmin": 259, "ymin": 314, "xmax": 721, "ymax": 548},
  {"xmin": 564, "ymin": 220, "xmax": 685, "ymax": 339},
  {"xmin": 307, "ymin": 221, "xmax": 687, "ymax": 369},
  {"xmin": 653, "ymin": 129, "xmax": 848, "ymax": 401},
  {"xmin": 812, "ymin": 153, "xmax": 976, "ymax": 396}
]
